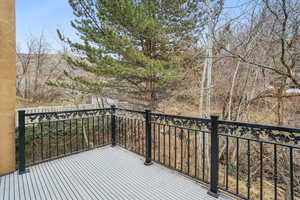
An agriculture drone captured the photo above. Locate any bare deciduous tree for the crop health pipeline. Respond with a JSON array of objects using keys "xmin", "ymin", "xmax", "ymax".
[
  {"xmin": 17, "ymin": 33, "xmax": 65, "ymax": 102},
  {"xmin": 208, "ymin": 1, "xmax": 300, "ymax": 198}
]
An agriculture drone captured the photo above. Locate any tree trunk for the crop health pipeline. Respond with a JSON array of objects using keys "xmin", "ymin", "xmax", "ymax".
[
  {"xmin": 199, "ymin": 58, "xmax": 207, "ymax": 117},
  {"xmin": 228, "ymin": 61, "xmax": 241, "ymax": 120},
  {"xmin": 146, "ymin": 76, "xmax": 155, "ymax": 109},
  {"xmin": 277, "ymin": 95, "xmax": 283, "ymax": 126}
]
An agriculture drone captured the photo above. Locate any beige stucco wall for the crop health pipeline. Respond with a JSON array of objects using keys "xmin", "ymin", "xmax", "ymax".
[{"xmin": 0, "ymin": 0, "xmax": 16, "ymax": 174}]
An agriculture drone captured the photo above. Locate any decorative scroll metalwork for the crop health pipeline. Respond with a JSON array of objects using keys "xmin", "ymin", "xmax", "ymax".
[
  {"xmin": 218, "ymin": 124, "xmax": 300, "ymax": 144},
  {"xmin": 26, "ymin": 108, "xmax": 111, "ymax": 123},
  {"xmin": 151, "ymin": 113, "xmax": 211, "ymax": 130},
  {"xmin": 115, "ymin": 109, "xmax": 145, "ymax": 120},
  {"xmin": 24, "ymin": 106, "xmax": 300, "ymax": 144}
]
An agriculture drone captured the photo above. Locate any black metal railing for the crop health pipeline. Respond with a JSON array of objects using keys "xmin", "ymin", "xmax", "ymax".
[
  {"xmin": 116, "ymin": 108, "xmax": 147, "ymax": 156},
  {"xmin": 216, "ymin": 120, "xmax": 300, "ymax": 200},
  {"xmin": 18, "ymin": 107, "xmax": 114, "ymax": 172},
  {"xmin": 18, "ymin": 106, "xmax": 300, "ymax": 200}
]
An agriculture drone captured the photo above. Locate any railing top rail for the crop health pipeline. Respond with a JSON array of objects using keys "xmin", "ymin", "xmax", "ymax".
[{"xmin": 219, "ymin": 119, "xmax": 300, "ymax": 134}]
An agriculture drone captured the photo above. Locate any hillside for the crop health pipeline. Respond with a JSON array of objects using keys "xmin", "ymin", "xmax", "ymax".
[{"xmin": 16, "ymin": 53, "xmax": 300, "ymax": 128}]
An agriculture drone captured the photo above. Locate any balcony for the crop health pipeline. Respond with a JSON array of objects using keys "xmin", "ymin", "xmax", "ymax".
[
  {"xmin": 1, "ymin": 106, "xmax": 299, "ymax": 199},
  {"xmin": 0, "ymin": 146, "xmax": 231, "ymax": 200}
]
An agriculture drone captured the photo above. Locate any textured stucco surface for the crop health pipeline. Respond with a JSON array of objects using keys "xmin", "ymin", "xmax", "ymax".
[{"xmin": 0, "ymin": 0, "xmax": 16, "ymax": 174}]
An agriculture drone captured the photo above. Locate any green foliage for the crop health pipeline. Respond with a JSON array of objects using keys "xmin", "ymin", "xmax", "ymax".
[
  {"xmin": 56, "ymin": 0, "xmax": 207, "ymax": 107},
  {"xmin": 48, "ymin": 70, "xmax": 114, "ymax": 94}
]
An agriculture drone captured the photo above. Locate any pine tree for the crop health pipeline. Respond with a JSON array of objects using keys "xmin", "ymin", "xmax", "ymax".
[{"xmin": 53, "ymin": 0, "xmax": 206, "ymax": 108}]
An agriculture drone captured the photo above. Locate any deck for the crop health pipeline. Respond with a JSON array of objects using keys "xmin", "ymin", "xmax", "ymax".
[{"xmin": 0, "ymin": 146, "xmax": 231, "ymax": 200}]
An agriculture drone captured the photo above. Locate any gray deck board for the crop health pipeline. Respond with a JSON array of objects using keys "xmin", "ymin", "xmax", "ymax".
[{"xmin": 0, "ymin": 146, "xmax": 232, "ymax": 200}]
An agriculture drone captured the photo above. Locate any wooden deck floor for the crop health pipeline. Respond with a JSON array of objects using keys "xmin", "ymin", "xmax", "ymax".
[{"xmin": 0, "ymin": 146, "xmax": 231, "ymax": 200}]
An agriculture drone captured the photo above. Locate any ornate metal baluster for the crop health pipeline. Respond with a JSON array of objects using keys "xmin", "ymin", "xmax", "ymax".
[
  {"xmin": 247, "ymin": 140, "xmax": 251, "ymax": 199},
  {"xmin": 260, "ymin": 142, "xmax": 263, "ymax": 200},
  {"xmin": 236, "ymin": 137, "xmax": 239, "ymax": 194},
  {"xmin": 274, "ymin": 144, "xmax": 278, "ymax": 200},
  {"xmin": 174, "ymin": 127, "xmax": 177, "ymax": 169},
  {"xmin": 187, "ymin": 129, "xmax": 190, "ymax": 175},
  {"xmin": 290, "ymin": 147, "xmax": 294, "ymax": 200},
  {"xmin": 194, "ymin": 130, "xmax": 197, "ymax": 177},
  {"xmin": 76, "ymin": 119, "xmax": 78, "ymax": 151}
]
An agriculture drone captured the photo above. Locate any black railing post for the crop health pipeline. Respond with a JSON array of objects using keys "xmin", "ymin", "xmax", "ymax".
[
  {"xmin": 111, "ymin": 105, "xmax": 116, "ymax": 146},
  {"xmin": 144, "ymin": 109, "xmax": 153, "ymax": 166},
  {"xmin": 18, "ymin": 110, "xmax": 27, "ymax": 174},
  {"xmin": 208, "ymin": 115, "xmax": 220, "ymax": 198}
]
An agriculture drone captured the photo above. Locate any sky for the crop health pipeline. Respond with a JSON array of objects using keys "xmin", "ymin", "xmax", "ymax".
[
  {"xmin": 16, "ymin": 0, "xmax": 249, "ymax": 52},
  {"xmin": 16, "ymin": 0, "xmax": 76, "ymax": 52}
]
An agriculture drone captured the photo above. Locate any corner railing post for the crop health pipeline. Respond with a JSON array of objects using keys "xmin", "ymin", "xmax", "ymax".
[
  {"xmin": 111, "ymin": 105, "xmax": 116, "ymax": 146},
  {"xmin": 144, "ymin": 109, "xmax": 153, "ymax": 166},
  {"xmin": 208, "ymin": 115, "xmax": 220, "ymax": 198},
  {"xmin": 18, "ymin": 110, "xmax": 27, "ymax": 174}
]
